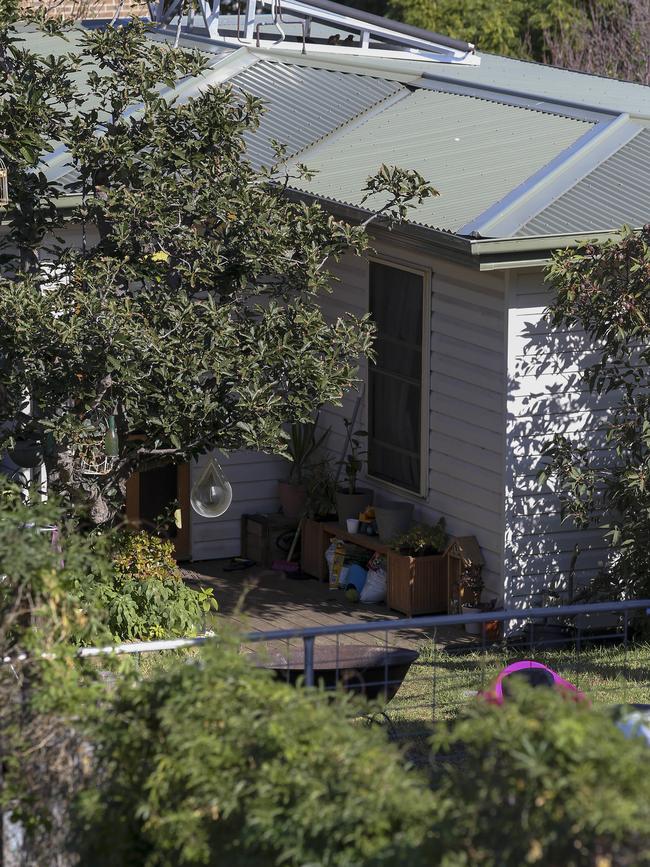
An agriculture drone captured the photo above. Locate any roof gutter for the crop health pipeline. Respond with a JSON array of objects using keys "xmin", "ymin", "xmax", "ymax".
[
  {"xmin": 467, "ymin": 229, "xmax": 627, "ymax": 270},
  {"xmin": 286, "ymin": 190, "xmax": 633, "ymax": 267},
  {"xmin": 11, "ymin": 195, "xmax": 625, "ymax": 273}
]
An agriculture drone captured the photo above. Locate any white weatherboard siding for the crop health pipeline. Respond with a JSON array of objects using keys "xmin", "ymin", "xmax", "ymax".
[
  {"xmin": 190, "ymin": 449, "xmax": 287, "ymax": 560},
  {"xmin": 504, "ymin": 269, "xmax": 610, "ymax": 606},
  {"xmin": 318, "ymin": 235, "xmax": 507, "ymax": 600}
]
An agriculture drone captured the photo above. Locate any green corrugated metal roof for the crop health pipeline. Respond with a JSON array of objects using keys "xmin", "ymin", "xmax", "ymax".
[
  {"xmin": 229, "ymin": 61, "xmax": 407, "ymax": 168},
  {"xmin": 15, "ymin": 20, "xmax": 650, "ymax": 242},
  {"xmin": 285, "ymin": 88, "xmax": 594, "ymax": 232}
]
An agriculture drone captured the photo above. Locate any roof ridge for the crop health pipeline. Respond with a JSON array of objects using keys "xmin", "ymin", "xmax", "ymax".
[
  {"xmin": 458, "ymin": 114, "xmax": 641, "ymax": 238},
  {"xmin": 477, "ymin": 51, "xmax": 650, "ymax": 93}
]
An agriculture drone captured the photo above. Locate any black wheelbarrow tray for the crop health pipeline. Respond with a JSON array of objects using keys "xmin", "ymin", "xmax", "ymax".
[{"xmin": 254, "ymin": 644, "xmax": 419, "ymax": 701}]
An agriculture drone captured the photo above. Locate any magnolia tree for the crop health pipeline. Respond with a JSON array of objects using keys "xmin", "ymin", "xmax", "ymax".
[
  {"xmin": 539, "ymin": 225, "xmax": 650, "ymax": 599},
  {"xmin": 0, "ymin": 6, "xmax": 436, "ymax": 523}
]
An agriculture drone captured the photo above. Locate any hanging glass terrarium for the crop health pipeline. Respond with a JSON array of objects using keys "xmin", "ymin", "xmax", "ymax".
[{"xmin": 190, "ymin": 457, "xmax": 233, "ymax": 517}]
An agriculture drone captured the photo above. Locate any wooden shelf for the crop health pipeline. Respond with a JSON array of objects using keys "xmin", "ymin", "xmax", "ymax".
[
  {"xmin": 302, "ymin": 519, "xmax": 476, "ymax": 616},
  {"xmin": 320, "ymin": 522, "xmax": 390, "ymax": 555},
  {"xmin": 301, "ymin": 520, "xmax": 389, "ymax": 582}
]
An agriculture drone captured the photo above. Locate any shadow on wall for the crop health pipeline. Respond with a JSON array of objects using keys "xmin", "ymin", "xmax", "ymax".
[{"xmin": 505, "ymin": 309, "xmax": 612, "ymax": 608}]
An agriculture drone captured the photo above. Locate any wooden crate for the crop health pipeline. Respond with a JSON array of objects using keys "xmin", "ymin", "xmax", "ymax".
[
  {"xmin": 387, "ymin": 543, "xmax": 464, "ymax": 617},
  {"xmin": 241, "ymin": 513, "xmax": 297, "ymax": 567}
]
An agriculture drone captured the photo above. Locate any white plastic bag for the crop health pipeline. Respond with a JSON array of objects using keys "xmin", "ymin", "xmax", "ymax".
[{"xmin": 360, "ymin": 553, "xmax": 387, "ymax": 604}]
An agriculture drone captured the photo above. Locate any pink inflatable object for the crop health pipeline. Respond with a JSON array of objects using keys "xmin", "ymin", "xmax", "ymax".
[{"xmin": 483, "ymin": 660, "xmax": 587, "ymax": 705}]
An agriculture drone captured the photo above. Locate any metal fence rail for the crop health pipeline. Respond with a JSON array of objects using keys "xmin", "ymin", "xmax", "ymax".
[{"xmin": 58, "ymin": 598, "xmax": 650, "ymax": 742}]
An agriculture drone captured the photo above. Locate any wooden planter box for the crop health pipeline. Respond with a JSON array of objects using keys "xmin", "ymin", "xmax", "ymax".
[
  {"xmin": 300, "ymin": 518, "xmax": 331, "ymax": 581},
  {"xmin": 387, "ymin": 543, "xmax": 464, "ymax": 617}
]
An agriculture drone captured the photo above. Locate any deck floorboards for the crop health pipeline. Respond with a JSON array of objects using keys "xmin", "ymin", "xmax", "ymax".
[{"xmin": 183, "ymin": 560, "xmax": 471, "ymax": 652}]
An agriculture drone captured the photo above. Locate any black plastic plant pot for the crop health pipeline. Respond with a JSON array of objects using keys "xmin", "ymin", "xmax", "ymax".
[
  {"xmin": 257, "ymin": 645, "xmax": 418, "ymax": 701},
  {"xmin": 8, "ymin": 440, "xmax": 43, "ymax": 469}
]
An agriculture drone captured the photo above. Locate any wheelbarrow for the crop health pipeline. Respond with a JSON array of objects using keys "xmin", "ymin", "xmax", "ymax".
[{"xmin": 256, "ymin": 644, "xmax": 418, "ymax": 701}]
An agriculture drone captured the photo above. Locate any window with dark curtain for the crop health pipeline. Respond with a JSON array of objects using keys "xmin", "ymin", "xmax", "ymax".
[{"xmin": 368, "ymin": 261, "xmax": 423, "ymax": 493}]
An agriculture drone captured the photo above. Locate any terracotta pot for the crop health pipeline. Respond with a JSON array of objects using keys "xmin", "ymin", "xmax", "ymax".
[
  {"xmin": 278, "ymin": 481, "xmax": 307, "ymax": 520},
  {"xmin": 335, "ymin": 489, "xmax": 374, "ymax": 524}
]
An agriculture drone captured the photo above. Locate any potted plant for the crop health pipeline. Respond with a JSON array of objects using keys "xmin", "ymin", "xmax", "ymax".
[
  {"xmin": 458, "ymin": 570, "xmax": 501, "ymax": 636},
  {"xmin": 393, "ymin": 520, "xmax": 447, "ymax": 557},
  {"xmin": 386, "ymin": 519, "xmax": 462, "ymax": 616},
  {"xmin": 278, "ymin": 420, "xmax": 329, "ymax": 520},
  {"xmin": 335, "ymin": 419, "xmax": 373, "ymax": 522}
]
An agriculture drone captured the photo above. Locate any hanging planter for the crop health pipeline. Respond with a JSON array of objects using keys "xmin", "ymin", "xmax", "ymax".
[{"xmin": 72, "ymin": 416, "xmax": 120, "ymax": 477}]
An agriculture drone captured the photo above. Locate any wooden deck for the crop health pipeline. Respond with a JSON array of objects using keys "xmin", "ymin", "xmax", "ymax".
[{"xmin": 183, "ymin": 560, "xmax": 469, "ymax": 651}]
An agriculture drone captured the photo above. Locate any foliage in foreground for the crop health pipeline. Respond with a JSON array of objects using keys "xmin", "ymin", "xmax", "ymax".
[
  {"xmin": 68, "ymin": 648, "xmax": 650, "ymax": 867},
  {"xmin": 73, "ymin": 636, "xmax": 438, "ymax": 867},
  {"xmin": 0, "ymin": 481, "xmax": 216, "ymax": 861},
  {"xmin": 2, "ymin": 605, "xmax": 650, "ymax": 865},
  {"xmin": 433, "ymin": 685, "xmax": 650, "ymax": 866},
  {"xmin": 0, "ymin": 481, "xmax": 215, "ymax": 647},
  {"xmin": 0, "ymin": 481, "xmax": 112, "ymax": 653},
  {"xmin": 540, "ymin": 225, "xmax": 650, "ymax": 600}
]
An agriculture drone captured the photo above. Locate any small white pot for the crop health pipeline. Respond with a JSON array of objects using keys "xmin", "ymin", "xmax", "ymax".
[{"xmin": 462, "ymin": 605, "xmax": 482, "ymax": 635}]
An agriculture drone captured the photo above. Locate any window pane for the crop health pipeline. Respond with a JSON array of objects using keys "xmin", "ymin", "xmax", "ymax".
[
  {"xmin": 369, "ymin": 371, "xmax": 420, "ymax": 454},
  {"xmin": 369, "ymin": 262, "xmax": 423, "ymax": 346},
  {"xmin": 367, "ymin": 442, "xmax": 420, "ymax": 491},
  {"xmin": 374, "ymin": 336, "xmax": 421, "ymax": 381},
  {"xmin": 368, "ymin": 262, "xmax": 423, "ymax": 494}
]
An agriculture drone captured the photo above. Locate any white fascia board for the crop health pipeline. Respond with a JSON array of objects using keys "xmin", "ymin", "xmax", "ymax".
[{"xmin": 459, "ymin": 113, "xmax": 640, "ymax": 238}]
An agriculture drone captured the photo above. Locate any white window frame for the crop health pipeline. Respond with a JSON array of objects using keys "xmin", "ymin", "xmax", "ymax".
[{"xmin": 366, "ymin": 255, "xmax": 431, "ymax": 500}]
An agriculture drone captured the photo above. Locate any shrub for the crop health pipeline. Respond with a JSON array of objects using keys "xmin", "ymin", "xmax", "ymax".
[
  {"xmin": 112, "ymin": 531, "xmax": 182, "ymax": 583},
  {"xmin": 73, "ymin": 636, "xmax": 439, "ymax": 867},
  {"xmin": 92, "ymin": 572, "xmax": 217, "ymax": 641},
  {"xmin": 432, "ymin": 685, "xmax": 650, "ymax": 866},
  {"xmin": 82, "ymin": 530, "xmax": 218, "ymax": 641}
]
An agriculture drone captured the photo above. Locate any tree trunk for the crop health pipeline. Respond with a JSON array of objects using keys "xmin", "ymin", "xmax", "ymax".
[{"xmin": 43, "ymin": 448, "xmax": 114, "ymax": 526}]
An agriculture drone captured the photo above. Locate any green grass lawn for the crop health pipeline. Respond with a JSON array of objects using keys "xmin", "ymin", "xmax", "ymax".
[
  {"xmin": 386, "ymin": 640, "xmax": 650, "ymax": 736},
  {"xmin": 114, "ymin": 632, "xmax": 650, "ymax": 757}
]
